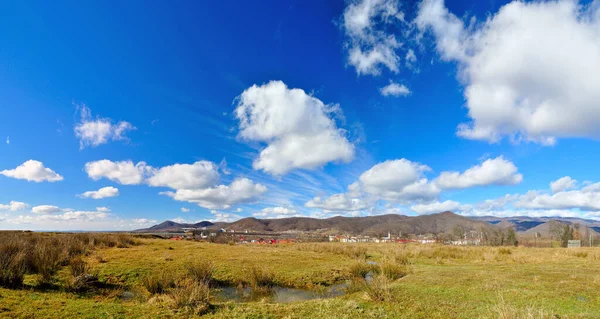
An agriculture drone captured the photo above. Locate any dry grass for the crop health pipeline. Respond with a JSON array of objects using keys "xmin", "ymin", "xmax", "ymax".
[
  {"xmin": 169, "ymin": 279, "xmax": 211, "ymax": 315},
  {"xmin": 3, "ymin": 239, "xmax": 600, "ymax": 318},
  {"xmin": 0, "ymin": 231, "xmax": 137, "ymax": 288},
  {"xmin": 295, "ymin": 243, "xmax": 368, "ymax": 259},
  {"xmin": 247, "ymin": 265, "xmax": 276, "ymax": 289},
  {"xmin": 186, "ymin": 259, "xmax": 214, "ymax": 286},
  {"xmin": 143, "ymin": 270, "xmax": 177, "ymax": 294}
]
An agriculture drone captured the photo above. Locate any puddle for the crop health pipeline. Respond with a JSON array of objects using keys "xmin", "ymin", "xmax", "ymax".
[{"xmin": 217, "ymin": 283, "xmax": 348, "ymax": 303}]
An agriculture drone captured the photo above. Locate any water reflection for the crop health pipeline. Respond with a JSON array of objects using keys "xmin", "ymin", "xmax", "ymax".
[{"xmin": 217, "ymin": 282, "xmax": 348, "ymax": 303}]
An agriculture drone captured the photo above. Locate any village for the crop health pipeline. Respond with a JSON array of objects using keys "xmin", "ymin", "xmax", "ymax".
[{"xmin": 161, "ymin": 227, "xmax": 485, "ymax": 246}]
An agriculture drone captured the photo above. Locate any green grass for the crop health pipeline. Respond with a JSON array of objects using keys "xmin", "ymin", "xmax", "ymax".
[{"xmin": 2, "ymin": 238, "xmax": 600, "ymax": 318}]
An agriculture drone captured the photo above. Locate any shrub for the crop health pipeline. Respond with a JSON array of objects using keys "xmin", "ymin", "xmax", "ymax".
[
  {"xmin": 187, "ymin": 259, "xmax": 214, "ymax": 285},
  {"xmin": 143, "ymin": 271, "xmax": 177, "ymax": 294}
]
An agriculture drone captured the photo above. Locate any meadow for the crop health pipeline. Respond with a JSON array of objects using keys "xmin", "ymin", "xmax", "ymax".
[{"xmin": 1, "ymin": 232, "xmax": 599, "ymax": 318}]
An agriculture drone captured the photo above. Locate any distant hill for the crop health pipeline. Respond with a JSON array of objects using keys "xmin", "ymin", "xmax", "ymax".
[
  {"xmin": 138, "ymin": 220, "xmax": 216, "ymax": 233},
  {"xmin": 472, "ymin": 216, "xmax": 600, "ymax": 234},
  {"xmin": 136, "ymin": 211, "xmax": 493, "ymax": 236}
]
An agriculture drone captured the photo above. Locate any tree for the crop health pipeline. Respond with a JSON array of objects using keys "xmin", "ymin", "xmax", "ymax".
[
  {"xmin": 560, "ymin": 224, "xmax": 574, "ymax": 248},
  {"xmin": 506, "ymin": 227, "xmax": 518, "ymax": 247}
]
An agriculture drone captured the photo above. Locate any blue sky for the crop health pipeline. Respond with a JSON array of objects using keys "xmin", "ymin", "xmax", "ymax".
[{"xmin": 2, "ymin": 0, "xmax": 600, "ymax": 230}]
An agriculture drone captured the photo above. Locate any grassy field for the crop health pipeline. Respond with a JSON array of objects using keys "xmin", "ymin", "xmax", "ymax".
[{"xmin": 1, "ymin": 235, "xmax": 600, "ymax": 318}]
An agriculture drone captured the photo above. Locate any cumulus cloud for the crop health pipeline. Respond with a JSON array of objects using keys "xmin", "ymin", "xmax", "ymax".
[
  {"xmin": 514, "ymin": 187, "xmax": 600, "ymax": 211},
  {"xmin": 411, "ymin": 200, "xmax": 472, "ymax": 215},
  {"xmin": 435, "ymin": 156, "xmax": 522, "ymax": 189},
  {"xmin": 161, "ymin": 178, "xmax": 268, "ymax": 209},
  {"xmin": 358, "ymin": 159, "xmax": 439, "ymax": 203},
  {"xmin": 147, "ymin": 161, "xmax": 219, "ymax": 189},
  {"xmin": 74, "ymin": 104, "xmax": 135, "ymax": 149},
  {"xmin": 0, "ymin": 201, "xmax": 29, "ymax": 211},
  {"xmin": 550, "ymin": 176, "xmax": 577, "ymax": 193},
  {"xmin": 234, "ymin": 81, "xmax": 354, "ymax": 175},
  {"xmin": 253, "ymin": 207, "xmax": 301, "ymax": 219},
  {"xmin": 380, "ymin": 82, "xmax": 411, "ymax": 97},
  {"xmin": 181, "ymin": 207, "xmax": 190, "ymax": 213},
  {"xmin": 85, "ymin": 160, "xmax": 150, "ymax": 185},
  {"xmin": 305, "ymin": 193, "xmax": 372, "ymax": 212},
  {"xmin": 417, "ymin": 0, "xmax": 600, "ymax": 144},
  {"xmin": 131, "ymin": 218, "xmax": 158, "ymax": 226},
  {"xmin": 85, "ymin": 159, "xmax": 266, "ymax": 209},
  {"xmin": 342, "ymin": 0, "xmax": 407, "ymax": 75},
  {"xmin": 79, "ymin": 186, "xmax": 120, "ymax": 199},
  {"xmin": 1, "ymin": 160, "xmax": 63, "ymax": 182},
  {"xmin": 209, "ymin": 210, "xmax": 243, "ymax": 223},
  {"xmin": 96, "ymin": 207, "xmax": 110, "ymax": 212},
  {"xmin": 32, "ymin": 205, "xmax": 63, "ymax": 214}
]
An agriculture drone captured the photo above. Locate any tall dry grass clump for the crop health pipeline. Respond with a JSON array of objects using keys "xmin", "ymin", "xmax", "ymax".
[
  {"xmin": 169, "ymin": 280, "xmax": 211, "ymax": 315},
  {"xmin": 187, "ymin": 259, "xmax": 214, "ymax": 285},
  {"xmin": 363, "ymin": 273, "xmax": 393, "ymax": 302},
  {"xmin": 247, "ymin": 265, "xmax": 276, "ymax": 290},
  {"xmin": 295, "ymin": 243, "xmax": 368, "ymax": 259},
  {"xmin": 0, "ymin": 231, "xmax": 137, "ymax": 288},
  {"xmin": 0, "ymin": 241, "xmax": 28, "ymax": 288},
  {"xmin": 143, "ymin": 271, "xmax": 177, "ymax": 294},
  {"xmin": 348, "ymin": 260, "xmax": 375, "ymax": 279}
]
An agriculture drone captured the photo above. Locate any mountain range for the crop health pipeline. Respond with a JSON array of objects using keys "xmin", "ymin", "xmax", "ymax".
[{"xmin": 135, "ymin": 212, "xmax": 600, "ymax": 237}]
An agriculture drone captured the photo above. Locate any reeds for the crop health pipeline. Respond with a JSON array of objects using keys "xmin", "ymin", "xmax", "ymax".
[{"xmin": 0, "ymin": 231, "xmax": 137, "ymax": 288}]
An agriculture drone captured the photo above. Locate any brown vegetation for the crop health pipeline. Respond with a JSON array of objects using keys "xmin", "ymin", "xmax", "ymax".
[{"xmin": 0, "ymin": 231, "xmax": 137, "ymax": 288}]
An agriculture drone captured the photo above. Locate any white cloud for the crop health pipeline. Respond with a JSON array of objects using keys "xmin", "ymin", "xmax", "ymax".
[
  {"xmin": 74, "ymin": 104, "xmax": 135, "ymax": 149},
  {"xmin": 253, "ymin": 207, "xmax": 301, "ymax": 219},
  {"xmin": 0, "ymin": 201, "xmax": 29, "ymax": 211},
  {"xmin": 85, "ymin": 160, "xmax": 149, "ymax": 185},
  {"xmin": 550, "ymin": 176, "xmax": 577, "ymax": 193},
  {"xmin": 37, "ymin": 210, "xmax": 108, "ymax": 222},
  {"xmin": 147, "ymin": 161, "xmax": 219, "ymax": 189},
  {"xmin": 359, "ymin": 159, "xmax": 439, "ymax": 203},
  {"xmin": 405, "ymin": 49, "xmax": 417, "ymax": 68},
  {"xmin": 435, "ymin": 156, "xmax": 522, "ymax": 189},
  {"xmin": 305, "ymin": 193, "xmax": 371, "ymax": 212},
  {"xmin": 32, "ymin": 205, "xmax": 63, "ymax": 214},
  {"xmin": 181, "ymin": 207, "xmax": 190, "ymax": 213},
  {"xmin": 131, "ymin": 218, "xmax": 157, "ymax": 226},
  {"xmin": 79, "ymin": 186, "xmax": 120, "ymax": 199},
  {"xmin": 234, "ymin": 81, "xmax": 354, "ymax": 175},
  {"xmin": 411, "ymin": 200, "xmax": 472, "ymax": 215},
  {"xmin": 475, "ymin": 194, "xmax": 519, "ymax": 211},
  {"xmin": 161, "ymin": 178, "xmax": 268, "ymax": 209},
  {"xmin": 342, "ymin": 0, "xmax": 406, "ymax": 75},
  {"xmin": 417, "ymin": 0, "xmax": 600, "ymax": 144},
  {"xmin": 1, "ymin": 160, "xmax": 63, "ymax": 182},
  {"xmin": 96, "ymin": 207, "xmax": 110, "ymax": 212},
  {"xmin": 514, "ymin": 188, "xmax": 600, "ymax": 211},
  {"xmin": 5, "ymin": 136, "xmax": 9, "ymax": 144},
  {"xmin": 380, "ymin": 82, "xmax": 411, "ymax": 97},
  {"xmin": 209, "ymin": 210, "xmax": 243, "ymax": 223},
  {"xmin": 460, "ymin": 179, "xmax": 600, "ymax": 218}
]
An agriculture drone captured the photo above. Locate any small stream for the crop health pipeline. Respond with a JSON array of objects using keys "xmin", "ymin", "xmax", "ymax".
[{"xmin": 216, "ymin": 282, "xmax": 349, "ymax": 303}]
